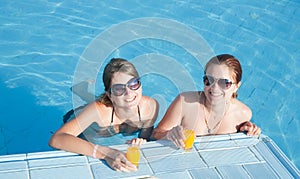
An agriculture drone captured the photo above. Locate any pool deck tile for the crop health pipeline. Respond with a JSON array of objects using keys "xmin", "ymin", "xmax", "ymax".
[{"xmin": 0, "ymin": 133, "xmax": 298, "ymax": 178}]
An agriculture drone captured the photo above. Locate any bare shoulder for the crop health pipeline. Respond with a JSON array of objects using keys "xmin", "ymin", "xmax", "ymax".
[
  {"xmin": 141, "ymin": 95, "xmax": 158, "ymax": 105},
  {"xmin": 232, "ymin": 99, "xmax": 252, "ymax": 121},
  {"xmin": 77, "ymin": 101, "xmax": 112, "ymax": 125}
]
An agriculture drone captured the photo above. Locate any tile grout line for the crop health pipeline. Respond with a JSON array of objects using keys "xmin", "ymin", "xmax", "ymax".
[
  {"xmin": 85, "ymin": 156, "xmax": 95, "ymax": 179},
  {"xmin": 26, "ymin": 154, "xmax": 31, "ymax": 179}
]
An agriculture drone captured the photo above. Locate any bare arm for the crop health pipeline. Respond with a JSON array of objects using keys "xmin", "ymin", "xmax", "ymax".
[
  {"xmin": 49, "ymin": 102, "xmax": 137, "ymax": 172},
  {"xmin": 49, "ymin": 102, "xmax": 104, "ymax": 157},
  {"xmin": 234, "ymin": 101, "xmax": 261, "ymax": 136},
  {"xmin": 152, "ymin": 94, "xmax": 184, "ymax": 140}
]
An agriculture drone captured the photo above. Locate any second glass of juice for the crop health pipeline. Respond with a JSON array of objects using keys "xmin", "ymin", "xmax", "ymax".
[
  {"xmin": 183, "ymin": 129, "xmax": 195, "ymax": 151},
  {"xmin": 126, "ymin": 145, "xmax": 141, "ymax": 167}
]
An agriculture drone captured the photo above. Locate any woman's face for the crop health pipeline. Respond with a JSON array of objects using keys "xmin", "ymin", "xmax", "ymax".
[
  {"xmin": 108, "ymin": 72, "xmax": 142, "ymax": 109},
  {"xmin": 204, "ymin": 63, "xmax": 239, "ymax": 106}
]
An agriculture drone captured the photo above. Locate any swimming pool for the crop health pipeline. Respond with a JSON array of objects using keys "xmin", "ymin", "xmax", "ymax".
[{"xmin": 0, "ymin": 0, "xmax": 299, "ymax": 170}]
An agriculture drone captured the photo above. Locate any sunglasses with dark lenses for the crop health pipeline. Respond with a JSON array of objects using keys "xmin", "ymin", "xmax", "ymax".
[
  {"xmin": 203, "ymin": 75, "xmax": 235, "ymax": 90},
  {"xmin": 109, "ymin": 77, "xmax": 141, "ymax": 96}
]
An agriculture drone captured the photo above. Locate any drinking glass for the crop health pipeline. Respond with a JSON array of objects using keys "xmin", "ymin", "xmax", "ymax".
[
  {"xmin": 126, "ymin": 145, "xmax": 141, "ymax": 167},
  {"xmin": 183, "ymin": 129, "xmax": 195, "ymax": 151}
]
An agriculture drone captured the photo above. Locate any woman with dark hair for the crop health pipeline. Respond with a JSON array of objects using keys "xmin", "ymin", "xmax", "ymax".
[
  {"xmin": 153, "ymin": 54, "xmax": 260, "ymax": 148},
  {"xmin": 49, "ymin": 58, "xmax": 159, "ymax": 172}
]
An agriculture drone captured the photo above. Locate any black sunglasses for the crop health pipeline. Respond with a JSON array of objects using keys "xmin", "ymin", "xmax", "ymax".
[
  {"xmin": 203, "ymin": 75, "xmax": 235, "ymax": 90},
  {"xmin": 109, "ymin": 77, "xmax": 141, "ymax": 96}
]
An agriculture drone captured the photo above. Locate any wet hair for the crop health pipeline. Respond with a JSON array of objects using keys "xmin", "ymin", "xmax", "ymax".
[
  {"xmin": 204, "ymin": 54, "xmax": 242, "ymax": 98},
  {"xmin": 98, "ymin": 58, "xmax": 139, "ymax": 106}
]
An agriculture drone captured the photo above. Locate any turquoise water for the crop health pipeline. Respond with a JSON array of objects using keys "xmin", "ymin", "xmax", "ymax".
[{"xmin": 1, "ymin": 0, "xmax": 299, "ymax": 169}]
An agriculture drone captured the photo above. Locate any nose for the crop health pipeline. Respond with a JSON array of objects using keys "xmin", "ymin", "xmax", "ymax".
[
  {"xmin": 210, "ymin": 80, "xmax": 220, "ymax": 90},
  {"xmin": 124, "ymin": 86, "xmax": 133, "ymax": 96}
]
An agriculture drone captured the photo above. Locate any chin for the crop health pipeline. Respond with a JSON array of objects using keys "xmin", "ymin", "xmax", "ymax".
[
  {"xmin": 125, "ymin": 96, "xmax": 140, "ymax": 108},
  {"xmin": 208, "ymin": 96, "xmax": 226, "ymax": 106}
]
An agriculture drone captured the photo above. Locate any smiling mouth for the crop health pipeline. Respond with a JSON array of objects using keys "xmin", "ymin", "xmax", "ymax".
[
  {"xmin": 125, "ymin": 96, "xmax": 136, "ymax": 103},
  {"xmin": 209, "ymin": 91, "xmax": 222, "ymax": 97}
]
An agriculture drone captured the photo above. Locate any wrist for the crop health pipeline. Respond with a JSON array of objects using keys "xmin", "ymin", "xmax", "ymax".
[{"xmin": 92, "ymin": 144, "xmax": 98, "ymax": 158}]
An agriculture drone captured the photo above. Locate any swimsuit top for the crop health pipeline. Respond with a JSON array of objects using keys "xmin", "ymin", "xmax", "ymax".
[{"xmin": 96, "ymin": 106, "xmax": 142, "ymax": 137}]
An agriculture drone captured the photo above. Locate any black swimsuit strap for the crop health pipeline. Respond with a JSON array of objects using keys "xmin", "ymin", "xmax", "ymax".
[
  {"xmin": 111, "ymin": 107, "xmax": 114, "ymax": 123},
  {"xmin": 137, "ymin": 105, "xmax": 141, "ymax": 122},
  {"xmin": 111, "ymin": 105, "xmax": 141, "ymax": 125}
]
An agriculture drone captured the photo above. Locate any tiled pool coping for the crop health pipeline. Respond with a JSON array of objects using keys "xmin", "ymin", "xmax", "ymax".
[{"xmin": 0, "ymin": 133, "xmax": 299, "ymax": 178}]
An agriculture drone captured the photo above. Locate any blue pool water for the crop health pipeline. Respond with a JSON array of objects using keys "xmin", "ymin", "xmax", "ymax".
[{"xmin": 0, "ymin": 0, "xmax": 299, "ymax": 169}]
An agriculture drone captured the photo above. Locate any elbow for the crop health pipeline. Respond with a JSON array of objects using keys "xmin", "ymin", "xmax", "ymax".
[{"xmin": 48, "ymin": 134, "xmax": 60, "ymax": 149}]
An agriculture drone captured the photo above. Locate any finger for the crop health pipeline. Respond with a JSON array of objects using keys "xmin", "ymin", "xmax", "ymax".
[
  {"xmin": 256, "ymin": 127, "xmax": 261, "ymax": 135},
  {"xmin": 140, "ymin": 139, "xmax": 146, "ymax": 145},
  {"xmin": 239, "ymin": 121, "xmax": 249, "ymax": 132},
  {"xmin": 247, "ymin": 124, "xmax": 258, "ymax": 136},
  {"xmin": 239, "ymin": 125, "xmax": 247, "ymax": 132},
  {"xmin": 173, "ymin": 126, "xmax": 185, "ymax": 143},
  {"xmin": 246, "ymin": 125, "xmax": 254, "ymax": 135},
  {"xmin": 252, "ymin": 126, "xmax": 261, "ymax": 136},
  {"xmin": 119, "ymin": 165, "xmax": 131, "ymax": 172},
  {"xmin": 135, "ymin": 139, "xmax": 146, "ymax": 146},
  {"xmin": 113, "ymin": 164, "xmax": 122, "ymax": 172},
  {"xmin": 177, "ymin": 128, "xmax": 186, "ymax": 147},
  {"xmin": 131, "ymin": 139, "xmax": 137, "ymax": 145},
  {"xmin": 175, "ymin": 126, "xmax": 185, "ymax": 140},
  {"xmin": 169, "ymin": 133, "xmax": 180, "ymax": 148},
  {"xmin": 123, "ymin": 160, "xmax": 137, "ymax": 171},
  {"xmin": 173, "ymin": 136, "xmax": 185, "ymax": 148},
  {"xmin": 118, "ymin": 156, "xmax": 137, "ymax": 172}
]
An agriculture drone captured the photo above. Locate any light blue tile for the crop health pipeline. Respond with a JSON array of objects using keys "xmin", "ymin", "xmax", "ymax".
[
  {"xmin": 200, "ymin": 148, "xmax": 260, "ymax": 166},
  {"xmin": 243, "ymin": 163, "xmax": 281, "ymax": 179},
  {"xmin": 142, "ymin": 145, "xmax": 184, "ymax": 158},
  {"xmin": 196, "ymin": 134, "xmax": 231, "ymax": 143},
  {"xmin": 155, "ymin": 170, "xmax": 192, "ymax": 179},
  {"xmin": 189, "ymin": 168, "xmax": 220, "ymax": 178},
  {"xmin": 0, "ymin": 153, "xmax": 26, "ymax": 162},
  {"xmin": 255, "ymin": 141, "xmax": 294, "ymax": 178},
  {"xmin": 0, "ymin": 160, "xmax": 27, "ymax": 172},
  {"xmin": 195, "ymin": 140, "xmax": 237, "ymax": 151},
  {"xmin": 27, "ymin": 150, "xmax": 78, "ymax": 159},
  {"xmin": 91, "ymin": 161, "xmax": 153, "ymax": 179},
  {"xmin": 249, "ymin": 145, "xmax": 265, "ymax": 161},
  {"xmin": 216, "ymin": 165, "xmax": 251, "ymax": 179},
  {"xmin": 232, "ymin": 137, "xmax": 260, "ymax": 147},
  {"xmin": 30, "ymin": 165, "xmax": 92, "ymax": 179},
  {"xmin": 28, "ymin": 155, "xmax": 87, "ymax": 168},
  {"xmin": 195, "ymin": 134, "xmax": 257, "ymax": 151},
  {"xmin": 0, "ymin": 171, "xmax": 28, "ymax": 179},
  {"xmin": 147, "ymin": 151, "xmax": 205, "ymax": 173}
]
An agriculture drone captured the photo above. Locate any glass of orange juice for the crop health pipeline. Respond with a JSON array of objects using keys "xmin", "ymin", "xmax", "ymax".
[
  {"xmin": 126, "ymin": 145, "xmax": 141, "ymax": 167},
  {"xmin": 183, "ymin": 129, "xmax": 195, "ymax": 151}
]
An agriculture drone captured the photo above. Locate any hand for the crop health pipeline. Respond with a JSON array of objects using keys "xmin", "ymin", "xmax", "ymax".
[
  {"xmin": 239, "ymin": 121, "xmax": 261, "ymax": 136},
  {"xmin": 102, "ymin": 147, "xmax": 137, "ymax": 172},
  {"xmin": 166, "ymin": 125, "xmax": 186, "ymax": 148},
  {"xmin": 126, "ymin": 138, "xmax": 147, "ymax": 146}
]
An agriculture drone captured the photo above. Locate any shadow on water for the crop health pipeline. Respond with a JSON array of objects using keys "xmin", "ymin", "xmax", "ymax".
[{"xmin": 0, "ymin": 81, "xmax": 63, "ymax": 155}]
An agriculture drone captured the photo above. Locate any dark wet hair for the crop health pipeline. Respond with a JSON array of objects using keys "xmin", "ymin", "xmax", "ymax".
[
  {"xmin": 204, "ymin": 54, "xmax": 242, "ymax": 98},
  {"xmin": 98, "ymin": 58, "xmax": 139, "ymax": 106}
]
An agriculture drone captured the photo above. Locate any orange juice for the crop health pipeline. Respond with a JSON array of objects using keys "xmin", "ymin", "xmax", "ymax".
[
  {"xmin": 183, "ymin": 129, "xmax": 195, "ymax": 150},
  {"xmin": 126, "ymin": 146, "xmax": 141, "ymax": 167}
]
